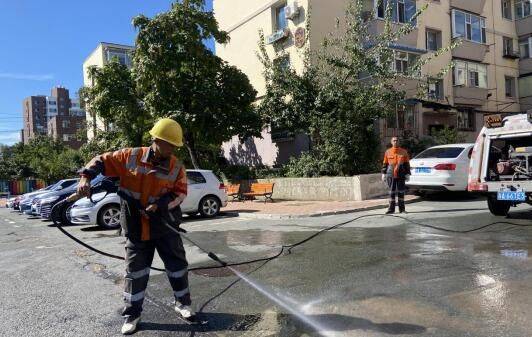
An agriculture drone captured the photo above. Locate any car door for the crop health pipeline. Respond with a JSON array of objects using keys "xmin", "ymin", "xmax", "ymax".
[{"xmin": 180, "ymin": 171, "xmax": 207, "ymax": 213}]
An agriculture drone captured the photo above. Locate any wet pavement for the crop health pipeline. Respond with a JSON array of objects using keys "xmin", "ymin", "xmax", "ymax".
[{"xmin": 2, "ymin": 194, "xmax": 532, "ymax": 336}]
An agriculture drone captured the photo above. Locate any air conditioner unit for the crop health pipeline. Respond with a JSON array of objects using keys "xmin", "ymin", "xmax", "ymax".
[{"xmin": 285, "ymin": 1, "xmax": 300, "ymax": 20}]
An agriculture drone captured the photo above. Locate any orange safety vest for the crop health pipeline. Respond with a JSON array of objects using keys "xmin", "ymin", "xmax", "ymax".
[
  {"xmin": 91, "ymin": 147, "xmax": 187, "ymax": 241},
  {"xmin": 383, "ymin": 147, "xmax": 410, "ymax": 178}
]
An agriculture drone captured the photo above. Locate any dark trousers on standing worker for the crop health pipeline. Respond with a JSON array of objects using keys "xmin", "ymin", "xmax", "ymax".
[
  {"xmin": 122, "ymin": 233, "xmax": 191, "ymax": 318},
  {"xmin": 387, "ymin": 177, "xmax": 406, "ymax": 213}
]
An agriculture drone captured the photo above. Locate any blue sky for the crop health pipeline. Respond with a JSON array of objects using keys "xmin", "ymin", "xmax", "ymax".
[{"xmin": 0, "ymin": 0, "xmax": 213, "ymax": 145}]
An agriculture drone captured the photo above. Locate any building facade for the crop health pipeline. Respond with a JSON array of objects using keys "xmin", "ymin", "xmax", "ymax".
[
  {"xmin": 22, "ymin": 86, "xmax": 86, "ymax": 149},
  {"xmin": 82, "ymin": 42, "xmax": 134, "ymax": 140},
  {"xmin": 215, "ymin": 0, "xmax": 531, "ymax": 167}
]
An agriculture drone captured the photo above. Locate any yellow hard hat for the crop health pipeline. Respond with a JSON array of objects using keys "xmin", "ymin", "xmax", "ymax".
[{"xmin": 149, "ymin": 118, "xmax": 184, "ymax": 147}]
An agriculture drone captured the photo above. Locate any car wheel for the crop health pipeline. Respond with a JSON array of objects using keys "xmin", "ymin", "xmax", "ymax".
[
  {"xmin": 97, "ymin": 204, "xmax": 121, "ymax": 229},
  {"xmin": 487, "ymin": 195, "xmax": 511, "ymax": 216},
  {"xmin": 198, "ymin": 196, "xmax": 220, "ymax": 218},
  {"xmin": 63, "ymin": 203, "xmax": 74, "ymax": 226}
]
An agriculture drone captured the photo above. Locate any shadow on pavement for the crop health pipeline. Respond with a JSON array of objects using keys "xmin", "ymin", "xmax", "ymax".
[
  {"xmin": 417, "ymin": 191, "xmax": 483, "ymax": 202},
  {"xmin": 406, "ymin": 208, "xmax": 486, "ymax": 214},
  {"xmin": 140, "ymin": 312, "xmax": 426, "ymax": 335}
]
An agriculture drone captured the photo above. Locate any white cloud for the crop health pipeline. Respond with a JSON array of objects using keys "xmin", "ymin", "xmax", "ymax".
[
  {"xmin": 0, "ymin": 73, "xmax": 54, "ymax": 81},
  {"xmin": 0, "ymin": 132, "xmax": 21, "ymax": 145}
]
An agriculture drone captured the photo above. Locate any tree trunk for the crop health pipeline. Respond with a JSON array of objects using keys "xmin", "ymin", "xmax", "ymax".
[{"xmin": 184, "ymin": 134, "xmax": 200, "ymax": 169}]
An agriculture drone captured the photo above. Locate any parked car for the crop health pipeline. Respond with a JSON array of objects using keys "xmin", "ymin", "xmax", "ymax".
[
  {"xmin": 70, "ymin": 192, "xmax": 121, "ymax": 229},
  {"xmin": 69, "ymin": 170, "xmax": 227, "ymax": 229},
  {"xmin": 407, "ymin": 143, "xmax": 475, "ymax": 193},
  {"xmin": 19, "ymin": 179, "xmax": 78, "ymax": 214},
  {"xmin": 6, "ymin": 197, "xmax": 16, "ymax": 208},
  {"xmin": 33, "ymin": 176, "xmax": 102, "ymax": 221},
  {"xmin": 182, "ymin": 170, "xmax": 228, "ymax": 217}
]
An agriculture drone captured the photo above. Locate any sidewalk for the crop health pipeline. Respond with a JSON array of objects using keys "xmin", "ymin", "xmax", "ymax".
[{"xmin": 222, "ymin": 195, "xmax": 420, "ymax": 219}]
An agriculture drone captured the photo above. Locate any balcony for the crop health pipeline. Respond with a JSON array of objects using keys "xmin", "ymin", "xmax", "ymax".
[
  {"xmin": 451, "ymin": 40, "xmax": 488, "ymax": 63},
  {"xmin": 516, "ymin": 15, "xmax": 532, "ymax": 36},
  {"xmin": 453, "ymin": 86, "xmax": 488, "ymax": 106},
  {"xmin": 520, "ymin": 58, "xmax": 532, "ymax": 76},
  {"xmin": 450, "ymin": 0, "xmax": 485, "ymax": 14},
  {"xmin": 367, "ymin": 20, "xmax": 418, "ymax": 48},
  {"xmin": 503, "ymin": 49, "xmax": 520, "ymax": 59}
]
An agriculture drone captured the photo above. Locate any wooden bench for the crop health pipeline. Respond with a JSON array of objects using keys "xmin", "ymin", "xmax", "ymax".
[
  {"xmin": 225, "ymin": 184, "xmax": 241, "ymax": 201},
  {"xmin": 242, "ymin": 183, "xmax": 275, "ymax": 203}
]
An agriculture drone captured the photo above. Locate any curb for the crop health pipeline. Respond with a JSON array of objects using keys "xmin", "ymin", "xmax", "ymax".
[{"xmin": 222, "ymin": 197, "xmax": 422, "ymax": 220}]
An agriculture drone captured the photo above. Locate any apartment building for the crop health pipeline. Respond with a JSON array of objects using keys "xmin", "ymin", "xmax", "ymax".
[
  {"xmin": 22, "ymin": 86, "xmax": 86, "ymax": 149},
  {"xmin": 215, "ymin": 0, "xmax": 531, "ymax": 167},
  {"xmin": 82, "ymin": 42, "xmax": 134, "ymax": 140}
]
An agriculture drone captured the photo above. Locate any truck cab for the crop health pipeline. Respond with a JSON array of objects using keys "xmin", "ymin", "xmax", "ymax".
[{"xmin": 468, "ymin": 111, "xmax": 532, "ymax": 216}]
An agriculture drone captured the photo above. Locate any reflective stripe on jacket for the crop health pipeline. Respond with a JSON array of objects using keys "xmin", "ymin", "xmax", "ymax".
[
  {"xmin": 82, "ymin": 147, "xmax": 187, "ymax": 241},
  {"xmin": 381, "ymin": 147, "xmax": 411, "ymax": 179}
]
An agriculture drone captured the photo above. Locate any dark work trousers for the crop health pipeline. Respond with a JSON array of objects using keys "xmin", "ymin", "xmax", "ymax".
[
  {"xmin": 387, "ymin": 177, "xmax": 406, "ymax": 212},
  {"xmin": 122, "ymin": 233, "xmax": 191, "ymax": 319}
]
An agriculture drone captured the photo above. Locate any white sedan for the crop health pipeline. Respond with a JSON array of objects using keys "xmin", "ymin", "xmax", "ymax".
[
  {"xmin": 70, "ymin": 169, "xmax": 228, "ymax": 229},
  {"xmin": 407, "ymin": 143, "xmax": 474, "ymax": 192}
]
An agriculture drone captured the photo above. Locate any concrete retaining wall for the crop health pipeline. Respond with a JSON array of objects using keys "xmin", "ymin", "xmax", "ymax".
[{"xmin": 240, "ymin": 174, "xmax": 388, "ymax": 201}]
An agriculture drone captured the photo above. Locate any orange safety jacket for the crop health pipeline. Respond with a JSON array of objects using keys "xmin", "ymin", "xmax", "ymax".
[
  {"xmin": 81, "ymin": 147, "xmax": 187, "ymax": 241},
  {"xmin": 381, "ymin": 147, "xmax": 411, "ymax": 179}
]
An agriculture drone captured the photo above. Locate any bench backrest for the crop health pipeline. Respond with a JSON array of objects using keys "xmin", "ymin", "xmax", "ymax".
[
  {"xmin": 249, "ymin": 183, "xmax": 274, "ymax": 193},
  {"xmin": 225, "ymin": 184, "xmax": 240, "ymax": 194}
]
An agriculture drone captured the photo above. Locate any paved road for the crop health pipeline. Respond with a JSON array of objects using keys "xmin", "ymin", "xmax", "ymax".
[{"xmin": 2, "ymin": 195, "xmax": 532, "ymax": 337}]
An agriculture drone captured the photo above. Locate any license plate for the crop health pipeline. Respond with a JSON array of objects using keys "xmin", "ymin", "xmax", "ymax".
[
  {"xmin": 415, "ymin": 167, "xmax": 431, "ymax": 174},
  {"xmin": 497, "ymin": 191, "xmax": 526, "ymax": 201}
]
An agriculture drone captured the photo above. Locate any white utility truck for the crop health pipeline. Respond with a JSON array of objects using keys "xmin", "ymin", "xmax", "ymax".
[{"xmin": 468, "ymin": 111, "xmax": 532, "ymax": 216}]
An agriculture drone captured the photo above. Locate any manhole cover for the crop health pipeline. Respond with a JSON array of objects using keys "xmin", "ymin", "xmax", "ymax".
[{"xmin": 191, "ymin": 264, "xmax": 250, "ymax": 277}]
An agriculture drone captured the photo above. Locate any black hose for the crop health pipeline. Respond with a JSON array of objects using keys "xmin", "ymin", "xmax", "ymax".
[{"xmin": 51, "ymin": 199, "xmax": 532, "ymax": 272}]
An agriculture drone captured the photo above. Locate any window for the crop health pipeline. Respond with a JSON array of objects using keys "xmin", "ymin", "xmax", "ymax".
[
  {"xmin": 186, "ymin": 171, "xmax": 206, "ymax": 185},
  {"xmin": 48, "ymin": 108, "xmax": 57, "ymax": 113},
  {"xmin": 426, "ymin": 29, "xmax": 442, "ymax": 51},
  {"xmin": 107, "ymin": 50, "xmax": 131, "ymax": 66},
  {"xmin": 48, "ymin": 101, "xmax": 57, "ymax": 106},
  {"xmin": 519, "ymin": 75, "xmax": 532, "ymax": 97},
  {"xmin": 376, "ymin": 0, "xmax": 417, "ymax": 24},
  {"xmin": 505, "ymin": 76, "xmax": 516, "ymax": 97},
  {"xmin": 274, "ymin": 56, "xmax": 291, "ymax": 71},
  {"xmin": 520, "ymin": 36, "xmax": 532, "ymax": 58},
  {"xmin": 415, "ymin": 147, "xmax": 466, "ymax": 159},
  {"xmin": 515, "ymin": 0, "xmax": 532, "ymax": 19},
  {"xmin": 503, "ymin": 37, "xmax": 514, "ymax": 55},
  {"xmin": 63, "ymin": 134, "xmax": 71, "ymax": 142},
  {"xmin": 428, "ymin": 79, "xmax": 444, "ymax": 100},
  {"xmin": 393, "ymin": 50, "xmax": 419, "ymax": 74},
  {"xmin": 453, "ymin": 60, "xmax": 487, "ymax": 88},
  {"xmin": 62, "ymin": 120, "xmax": 70, "ymax": 128},
  {"xmin": 452, "ymin": 9, "xmax": 486, "ymax": 44},
  {"xmin": 275, "ymin": 4, "xmax": 288, "ymax": 31},
  {"xmin": 502, "ymin": 0, "xmax": 513, "ymax": 19},
  {"xmin": 386, "ymin": 105, "xmax": 416, "ymax": 129},
  {"xmin": 457, "ymin": 109, "xmax": 475, "ymax": 131}
]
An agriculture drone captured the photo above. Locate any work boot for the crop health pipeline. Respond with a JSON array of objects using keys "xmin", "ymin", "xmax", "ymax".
[
  {"xmin": 399, "ymin": 201, "xmax": 406, "ymax": 213},
  {"xmin": 175, "ymin": 304, "xmax": 196, "ymax": 321},
  {"xmin": 121, "ymin": 316, "xmax": 140, "ymax": 335},
  {"xmin": 386, "ymin": 201, "xmax": 395, "ymax": 214}
]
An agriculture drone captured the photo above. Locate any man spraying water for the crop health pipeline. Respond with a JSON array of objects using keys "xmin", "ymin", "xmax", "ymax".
[{"xmin": 76, "ymin": 118, "xmax": 195, "ymax": 334}]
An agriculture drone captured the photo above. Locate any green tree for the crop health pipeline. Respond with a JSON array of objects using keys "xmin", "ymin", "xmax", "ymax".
[
  {"xmin": 80, "ymin": 60, "xmax": 149, "ymax": 147},
  {"xmin": 258, "ymin": 0, "xmax": 457, "ymax": 176},
  {"xmin": 132, "ymin": 0, "xmax": 261, "ymax": 168}
]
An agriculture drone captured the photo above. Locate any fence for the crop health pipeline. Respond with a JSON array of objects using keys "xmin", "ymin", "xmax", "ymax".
[{"xmin": 0, "ymin": 179, "xmax": 46, "ymax": 196}]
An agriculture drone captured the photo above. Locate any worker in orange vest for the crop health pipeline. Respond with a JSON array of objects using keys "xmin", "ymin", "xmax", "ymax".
[
  {"xmin": 77, "ymin": 119, "xmax": 194, "ymax": 334},
  {"xmin": 381, "ymin": 136, "xmax": 411, "ymax": 214}
]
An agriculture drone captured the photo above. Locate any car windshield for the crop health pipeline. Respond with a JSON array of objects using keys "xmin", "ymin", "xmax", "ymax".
[{"xmin": 415, "ymin": 147, "xmax": 465, "ymax": 159}]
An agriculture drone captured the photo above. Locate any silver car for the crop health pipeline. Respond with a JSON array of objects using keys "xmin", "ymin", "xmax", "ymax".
[{"xmin": 69, "ymin": 170, "xmax": 228, "ymax": 229}]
